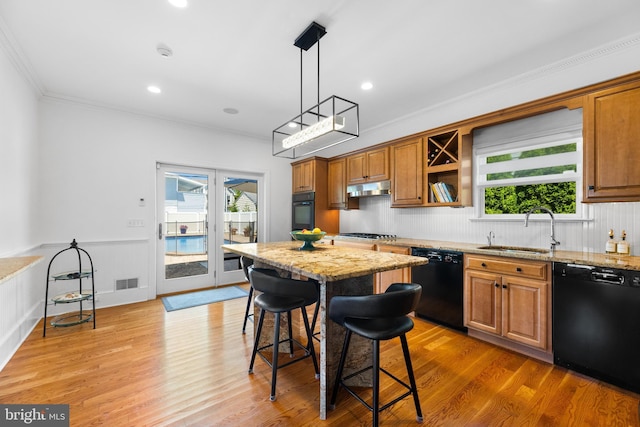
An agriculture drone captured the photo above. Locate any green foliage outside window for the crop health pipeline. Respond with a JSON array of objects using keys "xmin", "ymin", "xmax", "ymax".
[
  {"xmin": 485, "ymin": 182, "xmax": 576, "ymax": 214},
  {"xmin": 483, "ymin": 142, "xmax": 577, "ymax": 214}
]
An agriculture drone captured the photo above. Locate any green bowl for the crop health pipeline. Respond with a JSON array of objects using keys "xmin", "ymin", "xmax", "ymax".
[{"xmin": 291, "ymin": 231, "xmax": 326, "ymax": 250}]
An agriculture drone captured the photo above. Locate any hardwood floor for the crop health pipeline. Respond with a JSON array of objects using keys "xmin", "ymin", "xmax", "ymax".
[{"xmin": 1, "ymin": 284, "xmax": 638, "ymax": 426}]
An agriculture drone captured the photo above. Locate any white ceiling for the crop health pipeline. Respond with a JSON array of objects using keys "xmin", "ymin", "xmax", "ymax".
[{"xmin": 1, "ymin": 0, "xmax": 640, "ymax": 145}]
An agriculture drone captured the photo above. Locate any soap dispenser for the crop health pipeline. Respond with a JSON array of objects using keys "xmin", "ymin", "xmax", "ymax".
[
  {"xmin": 617, "ymin": 230, "xmax": 630, "ymax": 255},
  {"xmin": 605, "ymin": 229, "xmax": 617, "ymax": 254}
]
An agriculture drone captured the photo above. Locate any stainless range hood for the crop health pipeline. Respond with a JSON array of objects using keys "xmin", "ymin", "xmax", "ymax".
[{"xmin": 347, "ymin": 180, "xmax": 391, "ymax": 197}]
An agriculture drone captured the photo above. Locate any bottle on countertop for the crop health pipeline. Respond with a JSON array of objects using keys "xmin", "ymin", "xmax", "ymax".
[
  {"xmin": 616, "ymin": 230, "xmax": 630, "ymax": 255},
  {"xmin": 605, "ymin": 229, "xmax": 617, "ymax": 254}
]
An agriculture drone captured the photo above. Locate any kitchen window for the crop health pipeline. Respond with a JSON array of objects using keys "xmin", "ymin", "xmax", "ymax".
[{"xmin": 473, "ymin": 108, "xmax": 586, "ymax": 220}]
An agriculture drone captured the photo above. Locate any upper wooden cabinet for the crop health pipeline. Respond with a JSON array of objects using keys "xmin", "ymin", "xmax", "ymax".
[
  {"xmin": 391, "ymin": 137, "xmax": 424, "ymax": 207},
  {"xmin": 346, "ymin": 147, "xmax": 390, "ymax": 185},
  {"xmin": 291, "ymin": 157, "xmax": 340, "ymax": 233},
  {"xmin": 424, "ymin": 129, "xmax": 472, "ymax": 207},
  {"xmin": 292, "ymin": 158, "xmax": 316, "ymax": 193},
  {"xmin": 584, "ymin": 80, "xmax": 640, "ymax": 202},
  {"xmin": 327, "ymin": 158, "xmax": 359, "ymax": 210}
]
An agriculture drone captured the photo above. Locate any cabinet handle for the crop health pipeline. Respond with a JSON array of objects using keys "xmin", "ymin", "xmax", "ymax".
[
  {"xmin": 516, "ymin": 267, "xmax": 522, "ymax": 272},
  {"xmin": 502, "ymin": 284, "xmax": 508, "ymax": 289},
  {"xmin": 494, "ymin": 281, "xmax": 499, "ymax": 288},
  {"xmin": 481, "ymin": 262, "xmax": 487, "ymax": 268},
  {"xmin": 588, "ymin": 185, "xmax": 595, "ymax": 191},
  {"xmin": 158, "ymin": 223, "xmax": 163, "ymax": 240}
]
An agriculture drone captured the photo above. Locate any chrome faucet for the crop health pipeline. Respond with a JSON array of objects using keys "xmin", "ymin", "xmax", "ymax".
[
  {"xmin": 486, "ymin": 231, "xmax": 495, "ymax": 246},
  {"xmin": 524, "ymin": 206, "xmax": 560, "ymax": 253}
]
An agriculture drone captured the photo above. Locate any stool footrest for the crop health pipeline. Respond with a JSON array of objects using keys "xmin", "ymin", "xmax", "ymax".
[
  {"xmin": 255, "ymin": 338, "xmax": 312, "ymax": 370},
  {"xmin": 339, "ymin": 365, "xmax": 415, "ymax": 413}
]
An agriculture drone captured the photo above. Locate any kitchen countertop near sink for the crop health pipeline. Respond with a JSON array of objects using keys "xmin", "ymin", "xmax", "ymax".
[{"xmin": 329, "ymin": 235, "xmax": 640, "ymax": 271}]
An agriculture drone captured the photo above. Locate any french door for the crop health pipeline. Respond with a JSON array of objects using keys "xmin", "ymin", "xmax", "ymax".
[
  {"xmin": 156, "ymin": 164, "xmax": 263, "ymax": 294},
  {"xmin": 156, "ymin": 164, "xmax": 215, "ymax": 295}
]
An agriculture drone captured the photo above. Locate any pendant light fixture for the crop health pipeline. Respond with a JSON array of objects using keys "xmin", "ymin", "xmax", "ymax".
[{"xmin": 272, "ymin": 22, "xmax": 359, "ymax": 158}]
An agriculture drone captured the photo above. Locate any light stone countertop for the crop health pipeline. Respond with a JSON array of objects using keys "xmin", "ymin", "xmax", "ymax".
[
  {"xmin": 0, "ymin": 256, "xmax": 43, "ymax": 285},
  {"xmin": 221, "ymin": 241, "xmax": 428, "ymax": 282},
  {"xmin": 331, "ymin": 236, "xmax": 640, "ymax": 271}
]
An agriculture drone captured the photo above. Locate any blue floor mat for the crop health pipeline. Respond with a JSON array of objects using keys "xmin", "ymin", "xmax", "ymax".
[{"xmin": 162, "ymin": 286, "xmax": 248, "ymax": 312}]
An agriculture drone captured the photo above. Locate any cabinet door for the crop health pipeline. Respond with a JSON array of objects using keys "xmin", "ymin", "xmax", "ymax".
[
  {"xmin": 391, "ymin": 138, "xmax": 424, "ymax": 206},
  {"xmin": 584, "ymin": 82, "xmax": 640, "ymax": 202},
  {"xmin": 346, "ymin": 153, "xmax": 367, "ymax": 185},
  {"xmin": 464, "ymin": 270, "xmax": 501, "ymax": 335},
  {"xmin": 366, "ymin": 147, "xmax": 390, "ymax": 182},
  {"xmin": 502, "ymin": 275, "xmax": 548, "ymax": 350},
  {"xmin": 375, "ymin": 245, "xmax": 410, "ymax": 294},
  {"xmin": 292, "ymin": 160, "xmax": 315, "ymax": 193}
]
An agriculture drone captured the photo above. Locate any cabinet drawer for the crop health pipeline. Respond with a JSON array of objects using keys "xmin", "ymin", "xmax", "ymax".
[{"xmin": 465, "ymin": 255, "xmax": 548, "ymax": 280}]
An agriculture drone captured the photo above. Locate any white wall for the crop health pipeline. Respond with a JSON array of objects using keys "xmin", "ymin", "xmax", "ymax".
[
  {"xmin": 0, "ymin": 35, "xmax": 40, "ymax": 257},
  {"xmin": 335, "ymin": 34, "xmax": 640, "ymax": 255},
  {"xmin": 0, "ymin": 37, "xmax": 43, "ymax": 370},
  {"xmin": 36, "ymin": 99, "xmax": 293, "ymax": 305}
]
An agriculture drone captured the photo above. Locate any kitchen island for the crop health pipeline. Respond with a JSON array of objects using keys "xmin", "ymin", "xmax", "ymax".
[{"xmin": 221, "ymin": 240, "xmax": 428, "ymax": 420}]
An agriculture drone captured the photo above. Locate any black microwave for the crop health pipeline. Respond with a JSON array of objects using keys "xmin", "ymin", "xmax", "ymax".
[{"xmin": 292, "ymin": 192, "xmax": 315, "ymax": 230}]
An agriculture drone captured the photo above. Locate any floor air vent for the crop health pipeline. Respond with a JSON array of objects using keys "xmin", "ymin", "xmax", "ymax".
[{"xmin": 116, "ymin": 278, "xmax": 139, "ymax": 290}]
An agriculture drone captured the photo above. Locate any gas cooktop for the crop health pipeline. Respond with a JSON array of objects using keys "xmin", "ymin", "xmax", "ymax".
[{"xmin": 338, "ymin": 232, "xmax": 397, "ymax": 240}]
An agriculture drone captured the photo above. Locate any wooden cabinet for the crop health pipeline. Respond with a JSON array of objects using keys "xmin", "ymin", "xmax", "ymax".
[
  {"xmin": 346, "ymin": 147, "xmax": 390, "ymax": 185},
  {"xmin": 391, "ymin": 137, "xmax": 424, "ymax": 207},
  {"xmin": 425, "ymin": 129, "xmax": 472, "ymax": 206},
  {"xmin": 464, "ymin": 254, "xmax": 550, "ymax": 351},
  {"xmin": 291, "ymin": 157, "xmax": 339, "ymax": 233},
  {"xmin": 331, "ymin": 240, "xmax": 409, "ymax": 294},
  {"xmin": 292, "ymin": 158, "xmax": 316, "ymax": 193},
  {"xmin": 328, "ymin": 158, "xmax": 359, "ymax": 210},
  {"xmin": 376, "ymin": 245, "xmax": 411, "ymax": 294},
  {"xmin": 584, "ymin": 80, "xmax": 640, "ymax": 202}
]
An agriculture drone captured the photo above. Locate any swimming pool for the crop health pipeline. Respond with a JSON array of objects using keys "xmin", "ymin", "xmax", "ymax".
[{"xmin": 165, "ymin": 235, "xmax": 207, "ymax": 254}]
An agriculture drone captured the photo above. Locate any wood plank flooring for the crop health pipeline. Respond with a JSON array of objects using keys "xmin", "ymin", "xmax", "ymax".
[{"xmin": 1, "ymin": 284, "xmax": 638, "ymax": 426}]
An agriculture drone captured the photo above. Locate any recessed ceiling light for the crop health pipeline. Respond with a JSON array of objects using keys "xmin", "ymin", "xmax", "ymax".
[
  {"xmin": 361, "ymin": 81, "xmax": 373, "ymax": 90},
  {"xmin": 223, "ymin": 108, "xmax": 239, "ymax": 115},
  {"xmin": 147, "ymin": 85, "xmax": 162, "ymax": 94},
  {"xmin": 168, "ymin": 0, "xmax": 188, "ymax": 7},
  {"xmin": 288, "ymin": 122, "xmax": 297, "ymax": 128}
]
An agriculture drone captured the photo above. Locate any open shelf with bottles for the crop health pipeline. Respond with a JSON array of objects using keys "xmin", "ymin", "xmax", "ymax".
[
  {"xmin": 43, "ymin": 239, "xmax": 96, "ymax": 336},
  {"xmin": 425, "ymin": 129, "xmax": 472, "ymax": 206}
]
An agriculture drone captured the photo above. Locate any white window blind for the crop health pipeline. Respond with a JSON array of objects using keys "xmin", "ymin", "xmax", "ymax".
[{"xmin": 472, "ymin": 108, "xmax": 585, "ymax": 219}]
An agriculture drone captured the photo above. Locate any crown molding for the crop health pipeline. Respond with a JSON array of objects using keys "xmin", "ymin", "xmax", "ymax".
[
  {"xmin": 0, "ymin": 14, "xmax": 44, "ymax": 95},
  {"xmin": 366, "ymin": 32, "xmax": 640, "ymax": 135}
]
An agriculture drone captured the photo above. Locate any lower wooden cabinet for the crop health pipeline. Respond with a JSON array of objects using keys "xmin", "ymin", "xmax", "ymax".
[
  {"xmin": 464, "ymin": 254, "xmax": 551, "ymax": 351},
  {"xmin": 375, "ymin": 245, "xmax": 411, "ymax": 294},
  {"xmin": 332, "ymin": 240, "xmax": 410, "ymax": 294}
]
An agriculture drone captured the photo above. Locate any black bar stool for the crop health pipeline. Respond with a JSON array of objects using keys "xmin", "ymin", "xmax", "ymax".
[
  {"xmin": 240, "ymin": 256, "xmax": 254, "ymax": 334},
  {"xmin": 247, "ymin": 267, "xmax": 320, "ymax": 401},
  {"xmin": 329, "ymin": 283, "xmax": 423, "ymax": 426}
]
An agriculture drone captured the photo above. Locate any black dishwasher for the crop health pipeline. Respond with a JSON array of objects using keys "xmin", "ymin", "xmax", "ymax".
[
  {"xmin": 553, "ymin": 262, "xmax": 640, "ymax": 394},
  {"xmin": 411, "ymin": 248, "xmax": 466, "ymax": 332}
]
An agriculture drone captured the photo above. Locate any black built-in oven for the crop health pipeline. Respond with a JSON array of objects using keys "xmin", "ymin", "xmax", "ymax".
[{"xmin": 292, "ymin": 192, "xmax": 315, "ymax": 230}]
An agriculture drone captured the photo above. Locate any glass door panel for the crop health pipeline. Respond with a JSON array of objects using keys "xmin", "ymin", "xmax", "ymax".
[{"xmin": 157, "ymin": 165, "xmax": 215, "ymax": 295}]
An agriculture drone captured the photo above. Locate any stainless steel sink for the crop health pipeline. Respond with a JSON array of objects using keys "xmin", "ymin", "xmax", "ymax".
[{"xmin": 476, "ymin": 245, "xmax": 549, "ymax": 255}]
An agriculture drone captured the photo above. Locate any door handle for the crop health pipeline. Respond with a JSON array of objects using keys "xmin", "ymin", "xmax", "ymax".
[{"xmin": 158, "ymin": 223, "xmax": 163, "ymax": 240}]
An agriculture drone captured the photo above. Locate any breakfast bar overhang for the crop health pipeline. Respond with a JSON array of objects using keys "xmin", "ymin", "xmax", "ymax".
[{"xmin": 221, "ymin": 241, "xmax": 428, "ymax": 420}]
